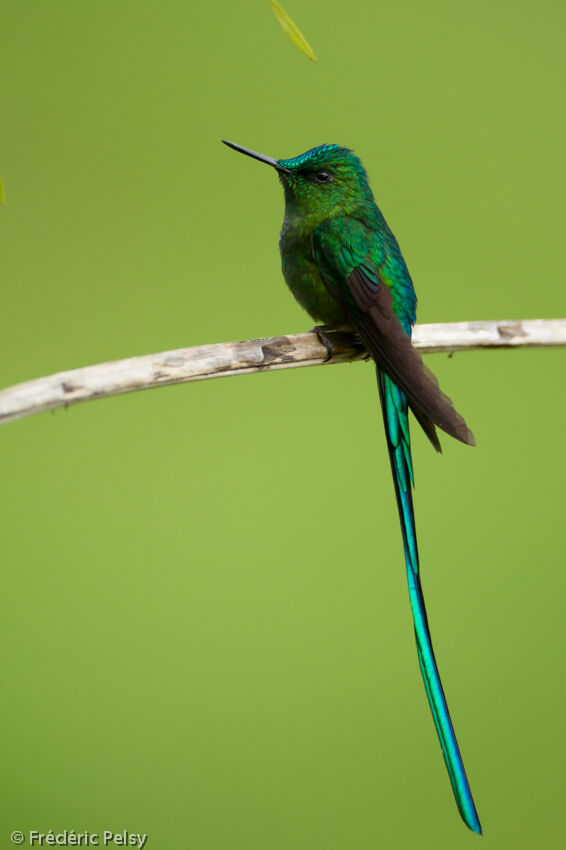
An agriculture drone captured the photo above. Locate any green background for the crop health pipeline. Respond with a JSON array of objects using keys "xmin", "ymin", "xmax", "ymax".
[{"xmin": 2, "ymin": 1, "xmax": 565, "ymax": 847}]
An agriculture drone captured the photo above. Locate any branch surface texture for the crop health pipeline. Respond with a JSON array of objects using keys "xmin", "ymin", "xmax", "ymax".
[{"xmin": 1, "ymin": 319, "xmax": 565, "ymax": 426}]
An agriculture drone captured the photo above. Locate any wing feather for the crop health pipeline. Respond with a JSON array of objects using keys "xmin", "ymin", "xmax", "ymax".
[{"xmin": 349, "ymin": 273, "xmax": 475, "ymax": 446}]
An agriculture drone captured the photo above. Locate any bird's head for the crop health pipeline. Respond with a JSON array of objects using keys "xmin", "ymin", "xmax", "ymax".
[{"xmin": 222, "ymin": 140, "xmax": 374, "ymax": 223}]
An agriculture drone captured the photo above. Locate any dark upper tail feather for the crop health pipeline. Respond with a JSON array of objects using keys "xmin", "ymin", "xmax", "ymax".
[
  {"xmin": 356, "ymin": 301, "xmax": 475, "ymax": 446},
  {"xmin": 410, "ymin": 404, "xmax": 443, "ymax": 453},
  {"xmin": 344, "ymin": 270, "xmax": 475, "ymax": 447}
]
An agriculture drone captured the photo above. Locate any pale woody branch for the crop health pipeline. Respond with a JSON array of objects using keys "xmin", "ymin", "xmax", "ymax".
[{"xmin": 1, "ymin": 319, "xmax": 565, "ymax": 427}]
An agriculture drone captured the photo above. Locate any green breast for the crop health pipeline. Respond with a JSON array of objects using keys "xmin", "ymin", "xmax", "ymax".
[{"xmin": 279, "ymin": 222, "xmax": 346, "ymax": 326}]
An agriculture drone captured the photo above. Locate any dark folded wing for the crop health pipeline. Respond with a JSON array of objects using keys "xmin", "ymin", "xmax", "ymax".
[{"xmin": 345, "ymin": 265, "xmax": 475, "ymax": 447}]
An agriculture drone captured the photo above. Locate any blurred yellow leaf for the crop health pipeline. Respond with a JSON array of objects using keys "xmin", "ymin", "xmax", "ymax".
[
  {"xmin": 0, "ymin": 174, "xmax": 6, "ymax": 207},
  {"xmin": 270, "ymin": 0, "xmax": 317, "ymax": 62}
]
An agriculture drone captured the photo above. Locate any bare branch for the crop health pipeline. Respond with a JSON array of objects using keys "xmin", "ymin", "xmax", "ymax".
[{"xmin": 1, "ymin": 319, "xmax": 565, "ymax": 427}]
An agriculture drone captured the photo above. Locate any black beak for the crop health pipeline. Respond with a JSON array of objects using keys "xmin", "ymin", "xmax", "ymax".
[{"xmin": 221, "ymin": 140, "xmax": 293, "ymax": 174}]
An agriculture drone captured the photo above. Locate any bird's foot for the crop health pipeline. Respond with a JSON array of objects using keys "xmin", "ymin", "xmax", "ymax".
[
  {"xmin": 310, "ymin": 325, "xmax": 335, "ymax": 362},
  {"xmin": 349, "ymin": 332, "xmax": 371, "ymax": 360}
]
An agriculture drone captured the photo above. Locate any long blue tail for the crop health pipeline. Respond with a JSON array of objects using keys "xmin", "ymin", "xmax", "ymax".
[{"xmin": 377, "ymin": 368, "xmax": 482, "ymax": 835}]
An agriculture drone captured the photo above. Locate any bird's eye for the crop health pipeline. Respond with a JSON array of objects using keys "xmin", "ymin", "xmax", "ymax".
[{"xmin": 311, "ymin": 170, "xmax": 333, "ymax": 183}]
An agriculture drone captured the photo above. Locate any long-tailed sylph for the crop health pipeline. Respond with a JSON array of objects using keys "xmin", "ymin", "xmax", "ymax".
[{"xmin": 222, "ymin": 139, "xmax": 481, "ymax": 835}]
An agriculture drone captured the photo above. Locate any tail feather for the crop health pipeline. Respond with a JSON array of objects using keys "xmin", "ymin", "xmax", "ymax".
[{"xmin": 377, "ymin": 367, "xmax": 482, "ymax": 835}]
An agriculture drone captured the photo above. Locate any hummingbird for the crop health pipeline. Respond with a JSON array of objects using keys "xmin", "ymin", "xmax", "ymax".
[{"xmin": 222, "ymin": 139, "xmax": 481, "ymax": 834}]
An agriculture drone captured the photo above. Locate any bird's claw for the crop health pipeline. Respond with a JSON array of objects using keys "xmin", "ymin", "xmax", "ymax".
[
  {"xmin": 351, "ymin": 332, "xmax": 372, "ymax": 361},
  {"xmin": 310, "ymin": 325, "xmax": 335, "ymax": 362}
]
